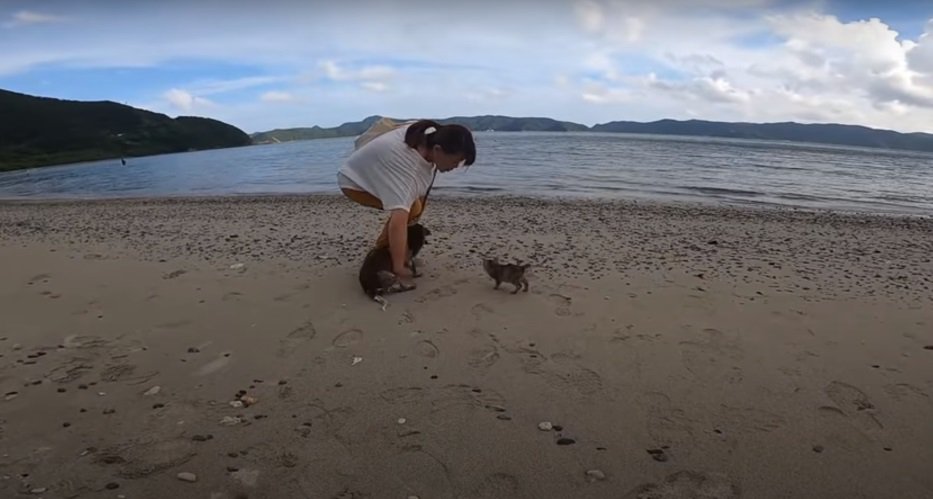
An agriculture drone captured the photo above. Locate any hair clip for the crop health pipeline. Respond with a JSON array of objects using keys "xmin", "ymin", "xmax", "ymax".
[{"xmin": 424, "ymin": 126, "xmax": 437, "ymax": 134}]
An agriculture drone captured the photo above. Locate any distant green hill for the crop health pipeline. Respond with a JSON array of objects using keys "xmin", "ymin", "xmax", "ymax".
[
  {"xmin": 591, "ymin": 119, "xmax": 933, "ymax": 153},
  {"xmin": 0, "ymin": 89, "xmax": 252, "ymax": 171},
  {"xmin": 250, "ymin": 115, "xmax": 588, "ymax": 143},
  {"xmin": 252, "ymin": 114, "xmax": 933, "ymax": 154}
]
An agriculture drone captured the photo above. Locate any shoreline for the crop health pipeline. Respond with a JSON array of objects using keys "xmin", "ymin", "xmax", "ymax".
[
  {"xmin": 2, "ymin": 193, "xmax": 932, "ymax": 498},
  {"xmin": 2, "ymin": 191, "xmax": 931, "ymax": 222}
]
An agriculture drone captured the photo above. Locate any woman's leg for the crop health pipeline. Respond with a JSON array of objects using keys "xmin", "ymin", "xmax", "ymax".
[{"xmin": 374, "ymin": 196, "xmax": 425, "ymax": 249}]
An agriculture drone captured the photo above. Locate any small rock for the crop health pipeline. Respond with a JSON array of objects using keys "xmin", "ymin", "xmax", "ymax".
[
  {"xmin": 62, "ymin": 422, "xmax": 71, "ymax": 428},
  {"xmin": 187, "ymin": 347, "xmax": 200, "ymax": 353},
  {"xmin": 585, "ymin": 469, "xmax": 606, "ymax": 482},
  {"xmin": 103, "ymin": 409, "xmax": 116, "ymax": 415},
  {"xmin": 813, "ymin": 445, "xmax": 824, "ymax": 453},
  {"xmin": 152, "ymin": 403, "xmax": 165, "ymax": 409},
  {"xmin": 106, "ymin": 482, "xmax": 120, "ymax": 490},
  {"xmin": 647, "ymin": 448, "xmax": 668, "ymax": 462},
  {"xmin": 144, "ymin": 386, "xmax": 161, "ymax": 396},
  {"xmin": 220, "ymin": 416, "xmax": 241, "ymax": 426},
  {"xmin": 553, "ymin": 425, "xmax": 563, "ymax": 431},
  {"xmin": 240, "ymin": 396, "xmax": 258, "ymax": 407},
  {"xmin": 537, "ymin": 421, "xmax": 553, "ymax": 431},
  {"xmin": 229, "ymin": 400, "xmax": 244, "ymax": 408},
  {"xmin": 496, "ymin": 414, "xmax": 512, "ymax": 421},
  {"xmin": 176, "ymin": 472, "xmax": 197, "ymax": 482},
  {"xmin": 12, "ymin": 344, "xmax": 22, "ymax": 351},
  {"xmin": 352, "ymin": 356, "xmax": 363, "ymax": 366},
  {"xmin": 192, "ymin": 434, "xmax": 213, "ymax": 442},
  {"xmin": 57, "ymin": 388, "xmax": 66, "ymax": 393},
  {"xmin": 97, "ymin": 392, "xmax": 106, "ymax": 396},
  {"xmin": 397, "ymin": 418, "xmax": 407, "ymax": 425},
  {"xmin": 556, "ymin": 438, "xmax": 576, "ymax": 446},
  {"xmin": 230, "ymin": 263, "xmax": 245, "ymax": 270},
  {"xmin": 30, "ymin": 487, "xmax": 47, "ymax": 494}
]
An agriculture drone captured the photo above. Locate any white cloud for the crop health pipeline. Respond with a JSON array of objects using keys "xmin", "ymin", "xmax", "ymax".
[
  {"xmin": 163, "ymin": 88, "xmax": 214, "ymax": 113},
  {"xmin": 4, "ymin": 10, "xmax": 69, "ymax": 28},
  {"xmin": 360, "ymin": 81, "xmax": 388, "ymax": 92},
  {"xmin": 260, "ymin": 91, "xmax": 295, "ymax": 103}
]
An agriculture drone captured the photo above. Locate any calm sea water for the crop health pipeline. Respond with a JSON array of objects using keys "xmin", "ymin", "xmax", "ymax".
[{"xmin": 1, "ymin": 132, "xmax": 931, "ymax": 216}]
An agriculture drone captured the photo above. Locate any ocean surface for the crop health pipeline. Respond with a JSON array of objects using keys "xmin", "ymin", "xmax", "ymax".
[{"xmin": 1, "ymin": 132, "xmax": 931, "ymax": 216}]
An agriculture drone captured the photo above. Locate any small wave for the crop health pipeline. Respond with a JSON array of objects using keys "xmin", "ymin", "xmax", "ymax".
[{"xmin": 680, "ymin": 186, "xmax": 764, "ymax": 197}]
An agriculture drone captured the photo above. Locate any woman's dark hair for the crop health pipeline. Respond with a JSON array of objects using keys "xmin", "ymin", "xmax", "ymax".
[{"xmin": 404, "ymin": 119, "xmax": 476, "ymax": 166}]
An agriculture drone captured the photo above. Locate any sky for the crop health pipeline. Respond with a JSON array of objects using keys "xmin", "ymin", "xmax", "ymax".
[{"xmin": 1, "ymin": 0, "xmax": 932, "ymax": 134}]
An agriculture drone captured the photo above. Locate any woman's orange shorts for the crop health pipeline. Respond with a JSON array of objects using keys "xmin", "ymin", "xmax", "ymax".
[{"xmin": 341, "ymin": 188, "xmax": 426, "ymax": 249}]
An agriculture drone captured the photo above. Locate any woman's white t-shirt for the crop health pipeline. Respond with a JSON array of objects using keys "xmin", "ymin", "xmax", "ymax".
[{"xmin": 337, "ymin": 123, "xmax": 436, "ymax": 212}]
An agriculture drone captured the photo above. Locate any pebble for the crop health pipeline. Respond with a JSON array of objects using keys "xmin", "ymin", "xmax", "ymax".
[
  {"xmin": 31, "ymin": 487, "xmax": 47, "ymax": 494},
  {"xmin": 813, "ymin": 445, "xmax": 824, "ymax": 453},
  {"xmin": 229, "ymin": 400, "xmax": 244, "ymax": 408},
  {"xmin": 397, "ymin": 418, "xmax": 407, "ymax": 425},
  {"xmin": 192, "ymin": 434, "xmax": 213, "ymax": 442},
  {"xmin": 497, "ymin": 414, "xmax": 512, "ymax": 421},
  {"xmin": 352, "ymin": 356, "xmax": 363, "ymax": 366},
  {"xmin": 585, "ymin": 469, "xmax": 606, "ymax": 482},
  {"xmin": 176, "ymin": 472, "xmax": 197, "ymax": 482},
  {"xmin": 106, "ymin": 482, "xmax": 120, "ymax": 489},
  {"xmin": 220, "ymin": 416, "xmax": 242, "ymax": 426},
  {"xmin": 556, "ymin": 438, "xmax": 575, "ymax": 446},
  {"xmin": 144, "ymin": 386, "xmax": 161, "ymax": 396},
  {"xmin": 537, "ymin": 421, "xmax": 553, "ymax": 431},
  {"xmin": 187, "ymin": 347, "xmax": 200, "ymax": 353},
  {"xmin": 647, "ymin": 448, "xmax": 668, "ymax": 462}
]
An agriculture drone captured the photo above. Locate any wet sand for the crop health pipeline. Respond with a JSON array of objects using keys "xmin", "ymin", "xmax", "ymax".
[{"xmin": 1, "ymin": 194, "xmax": 932, "ymax": 499}]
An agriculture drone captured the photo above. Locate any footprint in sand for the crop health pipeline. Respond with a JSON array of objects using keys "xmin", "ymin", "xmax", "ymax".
[
  {"xmin": 468, "ymin": 345, "xmax": 500, "ymax": 369},
  {"xmin": 471, "ymin": 303, "xmax": 495, "ymax": 320},
  {"xmin": 643, "ymin": 392, "xmax": 698, "ymax": 456},
  {"xmin": 96, "ymin": 437, "xmax": 197, "ymax": 479},
  {"xmin": 548, "ymin": 293, "xmax": 573, "ymax": 317},
  {"xmin": 415, "ymin": 285, "xmax": 458, "ymax": 303},
  {"xmin": 718, "ymin": 405, "xmax": 786, "ymax": 434},
  {"xmin": 883, "ymin": 383, "xmax": 931, "ymax": 407},
  {"xmin": 332, "ymin": 328, "xmax": 363, "ymax": 348},
  {"xmin": 824, "ymin": 380, "xmax": 883, "ymax": 433},
  {"xmin": 415, "ymin": 340, "xmax": 440, "ymax": 358},
  {"xmin": 195, "ymin": 354, "xmax": 233, "ymax": 376},
  {"xmin": 379, "ymin": 384, "xmax": 506, "ymax": 415},
  {"xmin": 471, "ymin": 472, "xmax": 520, "ymax": 498},
  {"xmin": 277, "ymin": 321, "xmax": 317, "ymax": 358},
  {"xmin": 623, "ymin": 470, "xmax": 740, "ymax": 499},
  {"xmin": 162, "ymin": 269, "xmax": 187, "ymax": 280},
  {"xmin": 542, "ymin": 353, "xmax": 603, "ymax": 395},
  {"xmin": 678, "ymin": 328, "xmax": 744, "ymax": 384}
]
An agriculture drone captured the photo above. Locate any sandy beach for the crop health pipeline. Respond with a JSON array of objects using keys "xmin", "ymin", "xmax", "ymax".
[{"xmin": 1, "ymin": 194, "xmax": 931, "ymax": 499}]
